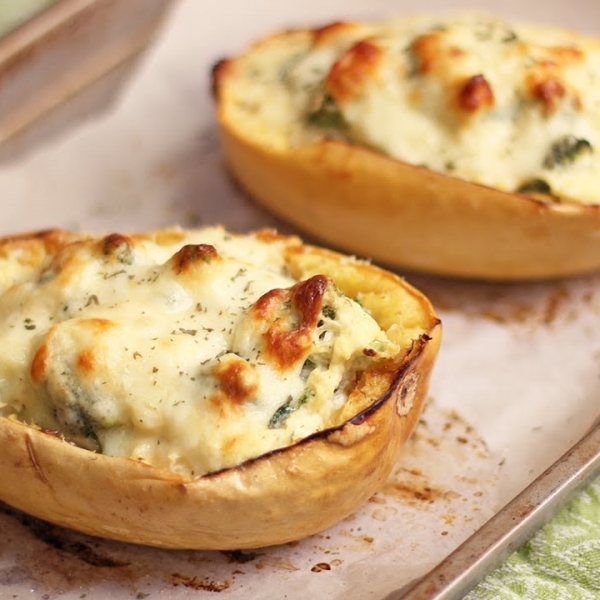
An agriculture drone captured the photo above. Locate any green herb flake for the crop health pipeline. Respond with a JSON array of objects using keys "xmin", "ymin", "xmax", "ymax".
[
  {"xmin": 268, "ymin": 397, "xmax": 295, "ymax": 429},
  {"xmin": 297, "ymin": 388, "xmax": 314, "ymax": 406},
  {"xmin": 85, "ymin": 294, "xmax": 100, "ymax": 307},
  {"xmin": 231, "ymin": 268, "xmax": 247, "ymax": 281},
  {"xmin": 543, "ymin": 136, "xmax": 593, "ymax": 169},
  {"xmin": 322, "ymin": 305, "xmax": 337, "ymax": 320},
  {"xmin": 307, "ymin": 93, "xmax": 346, "ymax": 130},
  {"xmin": 268, "ymin": 404, "xmax": 295, "ymax": 429},
  {"xmin": 179, "ymin": 328, "xmax": 198, "ymax": 336},
  {"xmin": 516, "ymin": 178, "xmax": 552, "ymax": 195},
  {"xmin": 269, "ymin": 388, "xmax": 315, "ymax": 429},
  {"xmin": 103, "ymin": 269, "xmax": 127, "ymax": 280}
]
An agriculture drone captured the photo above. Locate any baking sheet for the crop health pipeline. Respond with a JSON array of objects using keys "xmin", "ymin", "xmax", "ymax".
[{"xmin": 1, "ymin": 0, "xmax": 600, "ymax": 598}]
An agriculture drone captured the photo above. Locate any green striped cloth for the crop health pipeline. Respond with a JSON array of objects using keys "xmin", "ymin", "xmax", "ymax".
[{"xmin": 466, "ymin": 477, "xmax": 600, "ymax": 599}]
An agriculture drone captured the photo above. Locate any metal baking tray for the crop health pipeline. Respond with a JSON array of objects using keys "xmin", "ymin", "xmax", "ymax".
[
  {"xmin": 395, "ymin": 415, "xmax": 600, "ymax": 598},
  {"xmin": 0, "ymin": 0, "xmax": 176, "ymax": 160}
]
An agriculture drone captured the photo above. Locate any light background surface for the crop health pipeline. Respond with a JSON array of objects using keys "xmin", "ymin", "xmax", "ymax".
[{"xmin": 1, "ymin": 1, "xmax": 600, "ymax": 598}]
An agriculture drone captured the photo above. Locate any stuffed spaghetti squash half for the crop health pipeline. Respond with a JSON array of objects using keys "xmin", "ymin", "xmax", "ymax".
[
  {"xmin": 0, "ymin": 226, "xmax": 440, "ymax": 549},
  {"xmin": 212, "ymin": 12, "xmax": 600, "ymax": 281}
]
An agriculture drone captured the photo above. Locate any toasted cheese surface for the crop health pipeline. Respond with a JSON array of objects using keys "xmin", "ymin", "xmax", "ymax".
[
  {"xmin": 0, "ymin": 227, "xmax": 399, "ymax": 478},
  {"xmin": 218, "ymin": 13, "xmax": 600, "ymax": 204}
]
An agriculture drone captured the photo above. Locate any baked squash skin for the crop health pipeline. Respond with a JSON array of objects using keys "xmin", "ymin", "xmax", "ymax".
[
  {"xmin": 212, "ymin": 14, "xmax": 600, "ymax": 281},
  {"xmin": 0, "ymin": 227, "xmax": 440, "ymax": 550}
]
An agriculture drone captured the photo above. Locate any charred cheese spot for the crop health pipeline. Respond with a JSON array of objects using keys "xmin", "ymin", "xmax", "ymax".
[
  {"xmin": 252, "ymin": 275, "xmax": 327, "ymax": 370},
  {"xmin": 221, "ymin": 433, "xmax": 244, "ymax": 460},
  {"xmin": 76, "ymin": 347, "xmax": 96, "ymax": 375},
  {"xmin": 523, "ymin": 45, "xmax": 584, "ymax": 114},
  {"xmin": 326, "ymin": 39, "xmax": 383, "ymax": 103},
  {"xmin": 411, "ymin": 30, "xmax": 466, "ymax": 75},
  {"xmin": 212, "ymin": 354, "xmax": 259, "ymax": 407},
  {"xmin": 547, "ymin": 45, "xmax": 584, "ymax": 63},
  {"xmin": 0, "ymin": 230, "xmax": 80, "ymax": 291},
  {"xmin": 31, "ymin": 318, "xmax": 116, "ymax": 383},
  {"xmin": 30, "ymin": 337, "xmax": 49, "ymax": 382},
  {"xmin": 253, "ymin": 228, "xmax": 283, "ymax": 243},
  {"xmin": 101, "ymin": 233, "xmax": 134, "ymax": 264},
  {"xmin": 75, "ymin": 319, "xmax": 117, "ymax": 375},
  {"xmin": 170, "ymin": 244, "xmax": 220, "ymax": 274},
  {"xmin": 312, "ymin": 21, "xmax": 361, "ymax": 46},
  {"xmin": 530, "ymin": 76, "xmax": 567, "ymax": 113},
  {"xmin": 457, "ymin": 74, "xmax": 495, "ymax": 113}
]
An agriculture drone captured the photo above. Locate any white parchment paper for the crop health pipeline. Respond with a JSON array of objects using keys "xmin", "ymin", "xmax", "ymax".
[{"xmin": 1, "ymin": 0, "xmax": 600, "ymax": 598}]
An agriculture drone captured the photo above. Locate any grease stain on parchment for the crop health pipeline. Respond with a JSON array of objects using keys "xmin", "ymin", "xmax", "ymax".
[
  {"xmin": 409, "ymin": 271, "xmax": 600, "ymax": 329},
  {"xmin": 0, "ymin": 401, "xmax": 500, "ymax": 600}
]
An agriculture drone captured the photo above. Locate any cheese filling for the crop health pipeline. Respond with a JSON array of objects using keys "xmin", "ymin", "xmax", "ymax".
[
  {"xmin": 226, "ymin": 13, "xmax": 600, "ymax": 204},
  {"xmin": 0, "ymin": 227, "xmax": 396, "ymax": 478}
]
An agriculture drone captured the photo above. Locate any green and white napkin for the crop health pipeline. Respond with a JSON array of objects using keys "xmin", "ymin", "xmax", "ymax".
[{"xmin": 466, "ymin": 476, "xmax": 600, "ymax": 599}]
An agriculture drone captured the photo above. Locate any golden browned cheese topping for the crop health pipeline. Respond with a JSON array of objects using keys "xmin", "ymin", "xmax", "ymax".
[
  {"xmin": 217, "ymin": 12, "xmax": 600, "ymax": 204},
  {"xmin": 457, "ymin": 74, "xmax": 495, "ymax": 113},
  {"xmin": 326, "ymin": 39, "xmax": 384, "ymax": 103},
  {"xmin": 251, "ymin": 275, "xmax": 327, "ymax": 369},
  {"xmin": 0, "ymin": 227, "xmax": 397, "ymax": 478}
]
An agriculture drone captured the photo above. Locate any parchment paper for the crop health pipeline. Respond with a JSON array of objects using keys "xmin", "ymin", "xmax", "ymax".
[{"xmin": 1, "ymin": 0, "xmax": 600, "ymax": 598}]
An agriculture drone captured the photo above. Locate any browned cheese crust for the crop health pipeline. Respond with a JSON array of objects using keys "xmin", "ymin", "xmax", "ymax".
[{"xmin": 0, "ymin": 227, "xmax": 441, "ymax": 549}]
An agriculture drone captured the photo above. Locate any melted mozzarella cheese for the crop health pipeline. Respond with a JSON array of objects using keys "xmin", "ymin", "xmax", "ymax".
[
  {"xmin": 0, "ymin": 227, "xmax": 395, "ymax": 478},
  {"xmin": 225, "ymin": 13, "xmax": 600, "ymax": 204}
]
